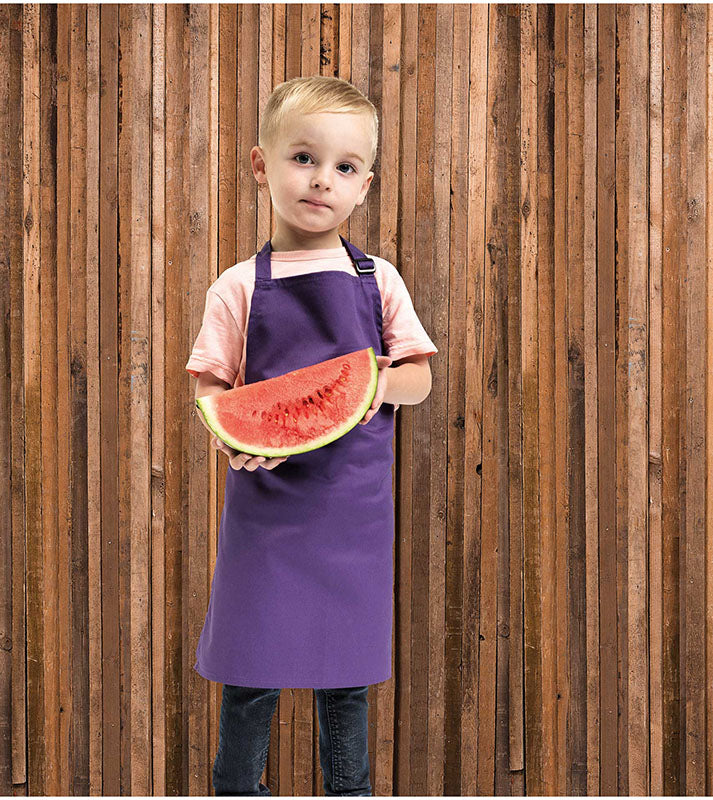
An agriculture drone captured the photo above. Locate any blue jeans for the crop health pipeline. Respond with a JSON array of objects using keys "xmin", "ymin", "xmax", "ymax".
[{"xmin": 212, "ymin": 684, "xmax": 372, "ymax": 796}]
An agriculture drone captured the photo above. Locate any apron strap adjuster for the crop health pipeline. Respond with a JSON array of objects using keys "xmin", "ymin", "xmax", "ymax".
[
  {"xmin": 353, "ymin": 255, "xmax": 376, "ymax": 274},
  {"xmin": 340, "ymin": 234, "xmax": 376, "ymax": 275}
]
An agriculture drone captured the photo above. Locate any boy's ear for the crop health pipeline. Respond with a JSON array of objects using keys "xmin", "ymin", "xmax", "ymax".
[
  {"xmin": 356, "ymin": 171, "xmax": 374, "ymax": 205},
  {"xmin": 251, "ymin": 146, "xmax": 268, "ymax": 183}
]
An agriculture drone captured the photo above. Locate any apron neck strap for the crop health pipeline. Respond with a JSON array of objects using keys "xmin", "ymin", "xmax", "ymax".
[{"xmin": 255, "ymin": 235, "xmax": 376, "ymax": 280}]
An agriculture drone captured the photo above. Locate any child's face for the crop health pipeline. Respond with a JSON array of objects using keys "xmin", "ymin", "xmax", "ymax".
[{"xmin": 252, "ymin": 111, "xmax": 374, "ymax": 238}]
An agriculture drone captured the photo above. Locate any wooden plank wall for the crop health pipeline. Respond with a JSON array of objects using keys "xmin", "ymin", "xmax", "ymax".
[{"xmin": 1, "ymin": 3, "xmax": 712, "ymax": 796}]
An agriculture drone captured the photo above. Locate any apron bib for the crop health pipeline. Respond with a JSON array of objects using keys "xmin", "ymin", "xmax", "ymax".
[{"xmin": 194, "ymin": 235, "xmax": 395, "ymax": 688}]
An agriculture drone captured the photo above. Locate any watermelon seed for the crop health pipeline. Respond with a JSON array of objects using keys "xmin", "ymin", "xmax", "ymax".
[
  {"xmin": 317, "ymin": 391, "xmax": 323, "ymax": 399},
  {"xmin": 308, "ymin": 396, "xmax": 315, "ymax": 403}
]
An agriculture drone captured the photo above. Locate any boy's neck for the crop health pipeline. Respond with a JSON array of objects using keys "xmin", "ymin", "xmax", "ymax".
[{"xmin": 269, "ymin": 229, "xmax": 344, "ymax": 252}]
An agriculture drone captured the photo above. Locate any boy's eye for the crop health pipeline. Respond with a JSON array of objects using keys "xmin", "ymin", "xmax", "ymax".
[{"xmin": 294, "ymin": 153, "xmax": 355, "ymax": 174}]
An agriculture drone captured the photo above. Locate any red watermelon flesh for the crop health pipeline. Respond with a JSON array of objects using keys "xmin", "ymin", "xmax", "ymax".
[{"xmin": 196, "ymin": 347, "xmax": 379, "ymax": 457}]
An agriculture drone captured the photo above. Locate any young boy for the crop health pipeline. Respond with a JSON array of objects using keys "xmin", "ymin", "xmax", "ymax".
[{"xmin": 186, "ymin": 76, "xmax": 437, "ymax": 796}]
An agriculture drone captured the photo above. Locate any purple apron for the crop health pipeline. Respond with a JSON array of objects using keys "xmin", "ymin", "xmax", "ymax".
[{"xmin": 194, "ymin": 235, "xmax": 395, "ymax": 689}]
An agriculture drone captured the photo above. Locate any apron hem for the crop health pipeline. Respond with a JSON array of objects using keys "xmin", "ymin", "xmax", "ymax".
[{"xmin": 194, "ymin": 660, "xmax": 391, "ymax": 690}]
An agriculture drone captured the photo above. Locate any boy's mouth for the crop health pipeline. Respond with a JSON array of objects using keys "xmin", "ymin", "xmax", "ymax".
[{"xmin": 302, "ymin": 199, "xmax": 329, "ymax": 209}]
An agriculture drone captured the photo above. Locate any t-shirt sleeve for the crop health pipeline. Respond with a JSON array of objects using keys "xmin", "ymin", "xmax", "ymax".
[
  {"xmin": 378, "ymin": 258, "xmax": 438, "ymax": 362},
  {"xmin": 185, "ymin": 288, "xmax": 243, "ymax": 387}
]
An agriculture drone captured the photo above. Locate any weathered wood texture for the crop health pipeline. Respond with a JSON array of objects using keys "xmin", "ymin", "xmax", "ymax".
[{"xmin": 1, "ymin": 3, "xmax": 712, "ymax": 795}]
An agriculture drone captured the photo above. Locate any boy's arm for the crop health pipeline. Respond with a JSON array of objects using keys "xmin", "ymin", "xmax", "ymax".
[
  {"xmin": 383, "ymin": 354, "xmax": 432, "ymax": 405},
  {"xmin": 194, "ymin": 371, "xmax": 232, "ymax": 436}
]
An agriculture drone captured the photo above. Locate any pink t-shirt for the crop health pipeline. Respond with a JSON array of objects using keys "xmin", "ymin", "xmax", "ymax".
[{"xmin": 185, "ymin": 246, "xmax": 438, "ymax": 387}]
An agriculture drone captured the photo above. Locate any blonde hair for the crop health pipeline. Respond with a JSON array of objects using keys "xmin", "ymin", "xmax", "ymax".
[{"xmin": 259, "ymin": 76, "xmax": 379, "ymax": 171}]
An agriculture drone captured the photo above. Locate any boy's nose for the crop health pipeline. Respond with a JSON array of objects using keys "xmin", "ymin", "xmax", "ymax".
[{"xmin": 311, "ymin": 173, "xmax": 331, "ymax": 190}]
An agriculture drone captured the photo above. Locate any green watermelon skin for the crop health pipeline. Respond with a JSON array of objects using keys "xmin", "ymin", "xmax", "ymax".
[{"xmin": 196, "ymin": 347, "xmax": 379, "ymax": 458}]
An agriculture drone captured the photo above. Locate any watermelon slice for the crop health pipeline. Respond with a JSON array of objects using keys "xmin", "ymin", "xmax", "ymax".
[{"xmin": 196, "ymin": 347, "xmax": 379, "ymax": 457}]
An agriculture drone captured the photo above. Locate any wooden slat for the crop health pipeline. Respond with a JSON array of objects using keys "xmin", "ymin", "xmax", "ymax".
[
  {"xmin": 661, "ymin": 4, "xmax": 683, "ymax": 793},
  {"xmin": 707, "ymin": 7, "xmax": 713, "ymax": 795},
  {"xmin": 410, "ymin": 4, "xmax": 437, "ymax": 796},
  {"xmin": 149, "ymin": 4, "xmax": 167, "ymax": 796},
  {"xmin": 186, "ymin": 4, "xmax": 212, "ymax": 797},
  {"xmin": 565, "ymin": 7, "xmax": 587, "ymax": 795},
  {"xmin": 128, "ymin": 5, "xmax": 152, "ymax": 795},
  {"xmin": 163, "ymin": 5, "xmax": 188, "ymax": 797},
  {"xmin": 627, "ymin": 4, "xmax": 650, "ymax": 795},
  {"xmin": 393, "ymin": 2, "xmax": 416, "ymax": 794},
  {"xmin": 69, "ymin": 6, "xmax": 91, "ymax": 789},
  {"xmin": 506, "ymin": 3, "xmax": 524, "ymax": 788},
  {"xmin": 582, "ymin": 5, "xmax": 600, "ymax": 796},
  {"xmin": 38, "ymin": 3, "xmax": 61, "ymax": 796},
  {"xmin": 444, "ymin": 2, "xmax": 469, "ymax": 796},
  {"xmin": 648, "ymin": 7, "xmax": 664, "ymax": 795},
  {"xmin": 117, "ymin": 6, "xmax": 133, "ymax": 794},
  {"xmin": 477, "ymin": 5, "xmax": 506, "ymax": 794},
  {"xmin": 536, "ymin": 6, "xmax": 558, "ymax": 794},
  {"xmin": 22, "ymin": 4, "xmax": 43, "ymax": 795},
  {"xmin": 0, "ymin": 8, "xmax": 15, "ymax": 795},
  {"xmin": 86, "ymin": 2, "xmax": 101, "ymax": 795},
  {"xmin": 684, "ymin": 4, "xmax": 707, "ymax": 794},
  {"xmin": 56, "ymin": 5, "xmax": 73, "ymax": 794},
  {"xmin": 461, "ymin": 4, "xmax": 488, "ymax": 796},
  {"xmin": 552, "ymin": 6, "xmax": 569, "ymax": 794},
  {"xmin": 99, "ymin": 4, "xmax": 121, "ymax": 795},
  {"xmin": 520, "ymin": 4, "xmax": 543, "ymax": 795},
  {"xmin": 597, "ymin": 4, "xmax": 618, "ymax": 794},
  {"xmin": 615, "ymin": 6, "xmax": 631, "ymax": 793},
  {"xmin": 428, "ymin": 3, "xmax": 451, "ymax": 796}
]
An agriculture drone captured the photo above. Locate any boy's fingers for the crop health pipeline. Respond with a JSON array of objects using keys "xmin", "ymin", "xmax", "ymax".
[{"xmin": 260, "ymin": 456, "xmax": 288, "ymax": 469}]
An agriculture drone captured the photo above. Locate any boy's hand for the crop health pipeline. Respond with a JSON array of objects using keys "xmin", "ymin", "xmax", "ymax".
[
  {"xmin": 211, "ymin": 436, "xmax": 288, "ymax": 471},
  {"xmin": 359, "ymin": 355, "xmax": 393, "ymax": 425}
]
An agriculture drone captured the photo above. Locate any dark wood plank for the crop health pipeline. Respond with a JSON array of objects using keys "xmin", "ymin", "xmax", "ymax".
[
  {"xmin": 163, "ymin": 5, "xmax": 189, "ymax": 796},
  {"xmin": 38, "ymin": 3, "xmax": 61, "ymax": 794},
  {"xmin": 582, "ymin": 5, "xmax": 600, "ymax": 795},
  {"xmin": 21, "ymin": 4, "xmax": 45, "ymax": 796},
  {"xmin": 148, "ymin": 5, "xmax": 168, "ymax": 794},
  {"xmin": 520, "ymin": 3, "xmax": 543, "ymax": 795},
  {"xmin": 505, "ymin": 5, "xmax": 524, "ymax": 790},
  {"xmin": 410, "ymin": 4, "xmax": 436, "ymax": 795},
  {"xmin": 614, "ymin": 7, "xmax": 631, "ymax": 791},
  {"xmin": 566, "ymin": 6, "xmax": 587, "ymax": 795},
  {"xmin": 683, "ymin": 4, "xmax": 707, "ymax": 794},
  {"xmin": 393, "ymin": 3, "xmax": 417, "ymax": 795},
  {"xmin": 661, "ymin": 4, "xmax": 683, "ymax": 794},
  {"xmin": 461, "ymin": 4, "xmax": 488, "ymax": 795},
  {"xmin": 477, "ymin": 4, "xmax": 506, "ymax": 794},
  {"xmin": 444, "ymin": 3, "xmax": 470, "ymax": 796},
  {"xmin": 552, "ymin": 5, "xmax": 569, "ymax": 794},
  {"xmin": 536, "ymin": 5, "xmax": 558, "ymax": 794},
  {"xmin": 647, "ymin": 6, "xmax": 664, "ymax": 795},
  {"xmin": 596, "ymin": 4, "xmax": 618, "ymax": 794}
]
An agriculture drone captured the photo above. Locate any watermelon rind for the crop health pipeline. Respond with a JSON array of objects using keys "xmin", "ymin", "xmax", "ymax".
[{"xmin": 195, "ymin": 347, "xmax": 380, "ymax": 458}]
